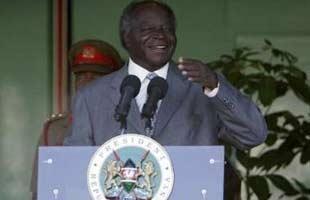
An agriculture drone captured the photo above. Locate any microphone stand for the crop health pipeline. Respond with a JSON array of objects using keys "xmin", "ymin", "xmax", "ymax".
[
  {"xmin": 115, "ymin": 111, "xmax": 127, "ymax": 135},
  {"xmin": 114, "ymin": 107, "xmax": 128, "ymax": 135},
  {"xmin": 144, "ymin": 117, "xmax": 153, "ymax": 137},
  {"xmin": 142, "ymin": 103, "xmax": 157, "ymax": 137},
  {"xmin": 119, "ymin": 117, "xmax": 127, "ymax": 135}
]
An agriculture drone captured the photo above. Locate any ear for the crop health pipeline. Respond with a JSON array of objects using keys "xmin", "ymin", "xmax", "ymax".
[{"xmin": 122, "ymin": 30, "xmax": 132, "ymax": 49}]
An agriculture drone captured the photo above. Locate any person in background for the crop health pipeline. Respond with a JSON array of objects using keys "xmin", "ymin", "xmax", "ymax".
[{"xmin": 30, "ymin": 39, "xmax": 123, "ymax": 200}]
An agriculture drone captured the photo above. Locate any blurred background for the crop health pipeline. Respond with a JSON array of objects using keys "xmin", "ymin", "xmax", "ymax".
[{"xmin": 0, "ymin": 0, "xmax": 309, "ymax": 199}]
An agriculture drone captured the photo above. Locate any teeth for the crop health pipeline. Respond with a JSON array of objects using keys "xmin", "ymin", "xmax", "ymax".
[
  {"xmin": 149, "ymin": 45, "xmax": 167, "ymax": 51},
  {"xmin": 156, "ymin": 45, "xmax": 166, "ymax": 49},
  {"xmin": 151, "ymin": 45, "xmax": 166, "ymax": 50}
]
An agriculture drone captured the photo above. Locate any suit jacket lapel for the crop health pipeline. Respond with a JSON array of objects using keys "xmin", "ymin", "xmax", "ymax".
[
  {"xmin": 154, "ymin": 63, "xmax": 190, "ymax": 135},
  {"xmin": 109, "ymin": 65, "xmax": 145, "ymax": 134}
]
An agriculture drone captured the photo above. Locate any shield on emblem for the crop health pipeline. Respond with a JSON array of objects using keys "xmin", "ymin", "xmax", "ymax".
[{"xmin": 121, "ymin": 159, "xmax": 138, "ymax": 193}]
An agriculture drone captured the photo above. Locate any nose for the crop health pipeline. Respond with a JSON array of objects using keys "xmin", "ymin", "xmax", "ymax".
[
  {"xmin": 152, "ymin": 27, "xmax": 166, "ymax": 39},
  {"xmin": 153, "ymin": 26, "xmax": 167, "ymax": 38}
]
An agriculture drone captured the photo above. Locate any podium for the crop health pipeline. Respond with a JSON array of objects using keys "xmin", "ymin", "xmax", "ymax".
[{"xmin": 38, "ymin": 146, "xmax": 224, "ymax": 200}]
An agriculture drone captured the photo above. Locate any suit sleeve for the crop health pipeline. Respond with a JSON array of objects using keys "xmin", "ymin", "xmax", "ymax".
[
  {"xmin": 63, "ymin": 90, "xmax": 95, "ymax": 146},
  {"xmin": 209, "ymin": 73, "xmax": 268, "ymax": 150}
]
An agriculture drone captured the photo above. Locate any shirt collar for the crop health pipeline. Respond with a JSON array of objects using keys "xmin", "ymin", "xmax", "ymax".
[{"xmin": 128, "ymin": 58, "xmax": 169, "ymax": 82}]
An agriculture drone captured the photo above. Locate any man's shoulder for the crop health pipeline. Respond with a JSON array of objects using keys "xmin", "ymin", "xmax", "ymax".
[
  {"xmin": 89, "ymin": 71, "xmax": 116, "ymax": 87},
  {"xmin": 77, "ymin": 73, "xmax": 115, "ymax": 98},
  {"xmin": 83, "ymin": 67, "xmax": 125, "ymax": 93}
]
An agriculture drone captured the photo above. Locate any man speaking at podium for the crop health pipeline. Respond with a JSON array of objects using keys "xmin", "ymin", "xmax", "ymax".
[{"xmin": 64, "ymin": 1, "xmax": 267, "ymax": 150}]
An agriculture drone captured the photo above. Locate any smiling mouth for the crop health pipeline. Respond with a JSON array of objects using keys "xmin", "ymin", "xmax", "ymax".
[{"xmin": 149, "ymin": 45, "xmax": 169, "ymax": 52}]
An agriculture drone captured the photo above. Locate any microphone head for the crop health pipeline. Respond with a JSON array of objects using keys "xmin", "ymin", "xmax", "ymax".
[
  {"xmin": 147, "ymin": 77, "xmax": 168, "ymax": 99},
  {"xmin": 120, "ymin": 75, "xmax": 141, "ymax": 97}
]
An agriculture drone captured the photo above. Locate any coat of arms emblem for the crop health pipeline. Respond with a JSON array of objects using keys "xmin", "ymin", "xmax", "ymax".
[{"xmin": 87, "ymin": 134, "xmax": 174, "ymax": 200}]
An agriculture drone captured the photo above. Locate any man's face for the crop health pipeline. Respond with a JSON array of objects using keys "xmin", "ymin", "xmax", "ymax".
[
  {"xmin": 124, "ymin": 4, "xmax": 176, "ymax": 71},
  {"xmin": 75, "ymin": 71, "xmax": 105, "ymax": 89}
]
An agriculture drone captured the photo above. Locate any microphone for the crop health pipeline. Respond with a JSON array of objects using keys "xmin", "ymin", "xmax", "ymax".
[
  {"xmin": 141, "ymin": 77, "xmax": 168, "ymax": 119},
  {"xmin": 114, "ymin": 75, "xmax": 141, "ymax": 124}
]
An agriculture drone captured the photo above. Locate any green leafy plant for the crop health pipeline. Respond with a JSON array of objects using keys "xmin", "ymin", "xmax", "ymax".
[{"xmin": 210, "ymin": 40, "xmax": 310, "ymax": 200}]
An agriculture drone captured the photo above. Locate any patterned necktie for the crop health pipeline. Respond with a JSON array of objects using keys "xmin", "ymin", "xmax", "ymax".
[{"xmin": 136, "ymin": 72, "xmax": 157, "ymax": 112}]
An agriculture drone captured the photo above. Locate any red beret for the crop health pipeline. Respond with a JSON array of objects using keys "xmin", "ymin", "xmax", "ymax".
[{"xmin": 69, "ymin": 39, "xmax": 123, "ymax": 73}]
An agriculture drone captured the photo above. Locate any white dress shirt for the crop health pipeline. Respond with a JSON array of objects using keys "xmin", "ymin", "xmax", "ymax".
[
  {"xmin": 128, "ymin": 58, "xmax": 219, "ymax": 112},
  {"xmin": 128, "ymin": 58, "xmax": 169, "ymax": 112}
]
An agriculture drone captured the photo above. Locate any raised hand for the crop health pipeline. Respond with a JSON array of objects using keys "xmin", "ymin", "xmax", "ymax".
[{"xmin": 177, "ymin": 57, "xmax": 218, "ymax": 90}]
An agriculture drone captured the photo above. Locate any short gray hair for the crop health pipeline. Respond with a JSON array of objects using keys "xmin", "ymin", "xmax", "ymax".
[{"xmin": 119, "ymin": 0, "xmax": 176, "ymax": 49}]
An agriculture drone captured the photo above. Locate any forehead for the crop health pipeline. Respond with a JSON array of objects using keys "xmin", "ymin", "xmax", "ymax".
[{"xmin": 132, "ymin": 4, "xmax": 171, "ymax": 25}]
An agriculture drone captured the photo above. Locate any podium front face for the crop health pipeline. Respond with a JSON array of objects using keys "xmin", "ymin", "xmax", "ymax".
[{"xmin": 38, "ymin": 146, "xmax": 224, "ymax": 200}]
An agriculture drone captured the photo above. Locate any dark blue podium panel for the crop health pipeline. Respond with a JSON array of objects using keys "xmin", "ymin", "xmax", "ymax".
[{"xmin": 38, "ymin": 146, "xmax": 224, "ymax": 200}]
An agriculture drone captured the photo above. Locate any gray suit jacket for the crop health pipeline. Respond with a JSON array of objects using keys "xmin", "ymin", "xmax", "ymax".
[{"xmin": 64, "ymin": 63, "xmax": 267, "ymax": 150}]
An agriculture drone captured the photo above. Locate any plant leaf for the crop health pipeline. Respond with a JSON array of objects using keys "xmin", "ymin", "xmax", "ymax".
[
  {"xmin": 266, "ymin": 174, "xmax": 299, "ymax": 196},
  {"xmin": 300, "ymin": 144, "xmax": 310, "ymax": 164},
  {"xmin": 259, "ymin": 76, "xmax": 277, "ymax": 106},
  {"xmin": 284, "ymin": 73, "xmax": 310, "ymax": 105},
  {"xmin": 293, "ymin": 178, "xmax": 310, "ymax": 194},
  {"xmin": 295, "ymin": 197, "xmax": 309, "ymax": 200},
  {"xmin": 265, "ymin": 133, "xmax": 278, "ymax": 146},
  {"xmin": 264, "ymin": 39, "xmax": 272, "ymax": 46},
  {"xmin": 247, "ymin": 175, "xmax": 271, "ymax": 200},
  {"xmin": 256, "ymin": 149, "xmax": 295, "ymax": 171},
  {"xmin": 236, "ymin": 150, "xmax": 257, "ymax": 169},
  {"xmin": 275, "ymin": 80, "xmax": 288, "ymax": 98}
]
